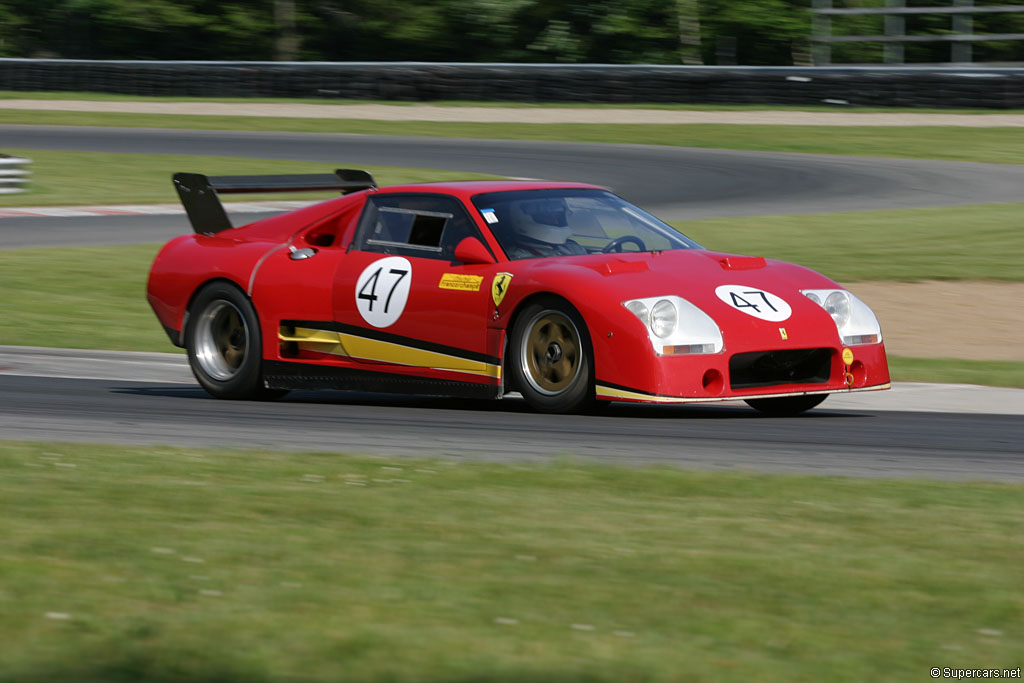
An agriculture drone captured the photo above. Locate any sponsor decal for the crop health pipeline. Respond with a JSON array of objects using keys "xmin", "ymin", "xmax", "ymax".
[
  {"xmin": 714, "ymin": 284, "xmax": 792, "ymax": 322},
  {"xmin": 491, "ymin": 272, "xmax": 513, "ymax": 307},
  {"xmin": 438, "ymin": 273, "xmax": 484, "ymax": 292},
  {"xmin": 842, "ymin": 348, "xmax": 855, "ymax": 365}
]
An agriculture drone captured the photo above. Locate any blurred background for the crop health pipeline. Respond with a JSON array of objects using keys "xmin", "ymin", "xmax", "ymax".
[{"xmin": 3, "ymin": 0, "xmax": 1024, "ymax": 66}]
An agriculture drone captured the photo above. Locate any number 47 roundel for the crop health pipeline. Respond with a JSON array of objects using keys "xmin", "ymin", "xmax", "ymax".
[
  {"xmin": 356, "ymin": 257, "xmax": 412, "ymax": 328},
  {"xmin": 714, "ymin": 284, "xmax": 792, "ymax": 322}
]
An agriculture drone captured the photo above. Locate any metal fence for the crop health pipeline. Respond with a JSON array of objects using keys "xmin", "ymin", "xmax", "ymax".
[
  {"xmin": 2, "ymin": 58, "xmax": 1024, "ymax": 108},
  {"xmin": 812, "ymin": 0, "xmax": 1024, "ymax": 65}
]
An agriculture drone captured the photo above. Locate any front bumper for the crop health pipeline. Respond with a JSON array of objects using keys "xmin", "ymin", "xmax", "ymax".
[{"xmin": 595, "ymin": 342, "xmax": 890, "ymax": 404}]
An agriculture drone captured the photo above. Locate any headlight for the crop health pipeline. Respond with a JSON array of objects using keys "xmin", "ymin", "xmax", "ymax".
[
  {"xmin": 802, "ymin": 288, "xmax": 882, "ymax": 345},
  {"xmin": 623, "ymin": 295, "xmax": 723, "ymax": 355},
  {"xmin": 624, "ymin": 300, "xmax": 650, "ymax": 327},
  {"xmin": 651, "ymin": 299, "xmax": 677, "ymax": 338},
  {"xmin": 824, "ymin": 291, "xmax": 851, "ymax": 328}
]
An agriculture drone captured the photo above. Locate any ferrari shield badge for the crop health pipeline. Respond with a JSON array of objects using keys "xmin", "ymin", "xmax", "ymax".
[{"xmin": 491, "ymin": 272, "xmax": 513, "ymax": 307}]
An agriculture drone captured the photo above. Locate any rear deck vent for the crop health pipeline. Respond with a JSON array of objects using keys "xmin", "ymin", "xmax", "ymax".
[{"xmin": 729, "ymin": 348, "xmax": 831, "ymax": 389}]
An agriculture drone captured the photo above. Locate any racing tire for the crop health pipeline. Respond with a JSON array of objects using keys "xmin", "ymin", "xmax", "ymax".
[
  {"xmin": 744, "ymin": 394, "xmax": 827, "ymax": 416},
  {"xmin": 510, "ymin": 299, "xmax": 594, "ymax": 414},
  {"xmin": 185, "ymin": 282, "xmax": 287, "ymax": 401}
]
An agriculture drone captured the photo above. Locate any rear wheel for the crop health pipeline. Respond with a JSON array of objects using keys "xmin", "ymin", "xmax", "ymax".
[
  {"xmin": 185, "ymin": 282, "xmax": 286, "ymax": 400},
  {"xmin": 510, "ymin": 299, "xmax": 593, "ymax": 414},
  {"xmin": 744, "ymin": 394, "xmax": 826, "ymax": 416}
]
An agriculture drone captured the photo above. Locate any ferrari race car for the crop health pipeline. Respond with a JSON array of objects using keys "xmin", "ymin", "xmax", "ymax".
[{"xmin": 147, "ymin": 170, "xmax": 890, "ymax": 415}]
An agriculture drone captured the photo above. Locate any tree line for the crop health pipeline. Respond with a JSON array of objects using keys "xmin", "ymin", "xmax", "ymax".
[{"xmin": 1, "ymin": 0, "xmax": 1023, "ymax": 65}]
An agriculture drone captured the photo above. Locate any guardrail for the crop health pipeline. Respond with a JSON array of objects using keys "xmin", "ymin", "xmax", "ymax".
[
  {"xmin": 0, "ymin": 154, "xmax": 31, "ymax": 195},
  {"xmin": 2, "ymin": 59, "xmax": 1024, "ymax": 108}
]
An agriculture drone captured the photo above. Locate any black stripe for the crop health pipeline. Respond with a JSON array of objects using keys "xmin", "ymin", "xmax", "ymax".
[
  {"xmin": 264, "ymin": 360, "xmax": 501, "ymax": 400},
  {"xmin": 282, "ymin": 319, "xmax": 502, "ymax": 366}
]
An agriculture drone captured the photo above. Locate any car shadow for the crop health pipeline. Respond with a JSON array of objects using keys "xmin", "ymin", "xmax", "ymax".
[{"xmin": 113, "ymin": 385, "xmax": 868, "ymax": 420}]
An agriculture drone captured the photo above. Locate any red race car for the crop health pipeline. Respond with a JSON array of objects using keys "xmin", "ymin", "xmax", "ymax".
[{"xmin": 147, "ymin": 170, "xmax": 889, "ymax": 415}]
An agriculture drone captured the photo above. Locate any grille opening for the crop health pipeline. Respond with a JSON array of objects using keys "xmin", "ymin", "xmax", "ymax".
[{"xmin": 729, "ymin": 348, "xmax": 831, "ymax": 389}]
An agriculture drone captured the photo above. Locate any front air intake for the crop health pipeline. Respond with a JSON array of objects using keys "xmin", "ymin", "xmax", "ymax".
[{"xmin": 729, "ymin": 348, "xmax": 831, "ymax": 389}]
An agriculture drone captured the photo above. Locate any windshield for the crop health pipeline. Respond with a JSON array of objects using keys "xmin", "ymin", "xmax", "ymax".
[{"xmin": 471, "ymin": 188, "xmax": 702, "ymax": 260}]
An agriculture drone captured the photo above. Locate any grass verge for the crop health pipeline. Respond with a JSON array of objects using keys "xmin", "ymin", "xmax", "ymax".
[
  {"xmin": 2, "ymin": 441, "xmax": 1021, "ymax": 682},
  {"xmin": 0, "ymin": 149, "xmax": 500, "ymax": 207},
  {"xmin": 673, "ymin": 203, "xmax": 1024, "ymax": 282},
  {"xmin": 3, "ymin": 90, "xmax": 1024, "ymax": 113},
  {"xmin": 888, "ymin": 356, "xmax": 1024, "ymax": 388},
  {"xmin": 3, "ymin": 110, "xmax": 1024, "ymax": 163}
]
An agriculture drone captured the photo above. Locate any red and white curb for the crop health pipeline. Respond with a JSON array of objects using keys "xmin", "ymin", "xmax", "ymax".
[{"xmin": 0, "ymin": 200, "xmax": 316, "ymax": 219}]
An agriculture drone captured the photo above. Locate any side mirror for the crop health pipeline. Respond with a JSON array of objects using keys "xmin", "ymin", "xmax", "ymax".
[{"xmin": 454, "ymin": 237, "xmax": 496, "ymax": 265}]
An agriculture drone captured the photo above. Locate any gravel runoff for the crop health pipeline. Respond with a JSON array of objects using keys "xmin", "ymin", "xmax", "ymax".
[
  {"xmin": 2, "ymin": 99, "xmax": 1024, "ymax": 126},
  {"xmin": 1, "ymin": 345, "xmax": 1021, "ymax": 416}
]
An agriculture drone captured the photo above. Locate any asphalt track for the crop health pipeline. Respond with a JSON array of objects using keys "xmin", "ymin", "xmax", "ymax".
[
  {"xmin": 2, "ymin": 124, "xmax": 1022, "ymax": 479},
  {"xmin": 5, "ymin": 125, "xmax": 1024, "ymax": 247},
  {"xmin": 2, "ymin": 371, "xmax": 1023, "ymax": 481}
]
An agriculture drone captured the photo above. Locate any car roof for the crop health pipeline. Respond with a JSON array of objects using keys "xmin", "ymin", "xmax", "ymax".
[{"xmin": 374, "ymin": 179, "xmax": 605, "ymax": 201}]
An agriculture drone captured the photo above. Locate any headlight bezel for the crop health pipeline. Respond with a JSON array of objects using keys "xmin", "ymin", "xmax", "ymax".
[
  {"xmin": 622, "ymin": 295, "xmax": 723, "ymax": 355},
  {"xmin": 801, "ymin": 288, "xmax": 883, "ymax": 345}
]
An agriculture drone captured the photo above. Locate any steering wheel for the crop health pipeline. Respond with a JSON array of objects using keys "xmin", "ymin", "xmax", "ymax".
[{"xmin": 601, "ymin": 235, "xmax": 647, "ymax": 253}]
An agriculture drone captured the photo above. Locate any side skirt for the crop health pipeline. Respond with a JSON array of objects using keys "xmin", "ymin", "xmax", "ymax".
[{"xmin": 263, "ymin": 360, "xmax": 503, "ymax": 400}]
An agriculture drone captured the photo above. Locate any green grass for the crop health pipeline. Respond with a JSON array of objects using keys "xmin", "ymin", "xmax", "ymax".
[
  {"xmin": 888, "ymin": 356, "xmax": 1024, "ymax": 388},
  {"xmin": 1, "ymin": 441, "xmax": 1021, "ymax": 682},
  {"xmin": 5, "ymin": 89, "xmax": 1023, "ymax": 113},
  {"xmin": 0, "ymin": 244, "xmax": 166, "ymax": 352},
  {"xmin": 673, "ymin": 203, "xmax": 1024, "ymax": 282},
  {"xmin": 3, "ymin": 110, "xmax": 1024, "ymax": 163},
  {"xmin": 0, "ymin": 148, "xmax": 500, "ymax": 207}
]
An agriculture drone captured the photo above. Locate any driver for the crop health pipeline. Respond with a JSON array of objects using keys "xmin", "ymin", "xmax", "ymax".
[{"xmin": 503, "ymin": 198, "xmax": 587, "ymax": 259}]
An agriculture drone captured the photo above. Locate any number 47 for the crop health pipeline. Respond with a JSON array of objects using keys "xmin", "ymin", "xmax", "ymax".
[
  {"xmin": 730, "ymin": 290, "xmax": 778, "ymax": 313},
  {"xmin": 358, "ymin": 267, "xmax": 408, "ymax": 313}
]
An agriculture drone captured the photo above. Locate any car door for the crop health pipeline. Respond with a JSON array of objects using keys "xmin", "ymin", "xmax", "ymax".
[{"xmin": 330, "ymin": 193, "xmax": 501, "ymax": 380}]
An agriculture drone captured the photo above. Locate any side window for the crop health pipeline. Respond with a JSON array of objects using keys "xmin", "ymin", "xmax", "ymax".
[{"xmin": 354, "ymin": 194, "xmax": 488, "ymax": 261}]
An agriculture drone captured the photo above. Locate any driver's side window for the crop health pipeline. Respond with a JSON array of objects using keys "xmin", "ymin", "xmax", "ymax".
[{"xmin": 353, "ymin": 194, "xmax": 485, "ymax": 260}]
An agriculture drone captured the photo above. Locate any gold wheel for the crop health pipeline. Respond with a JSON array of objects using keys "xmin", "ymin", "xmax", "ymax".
[{"xmin": 520, "ymin": 310, "xmax": 581, "ymax": 396}]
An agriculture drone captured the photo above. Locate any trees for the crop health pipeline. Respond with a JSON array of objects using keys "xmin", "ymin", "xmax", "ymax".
[{"xmin": 3, "ymin": 0, "xmax": 1018, "ymax": 65}]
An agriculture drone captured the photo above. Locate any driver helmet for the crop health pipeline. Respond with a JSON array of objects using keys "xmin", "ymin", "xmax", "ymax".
[{"xmin": 510, "ymin": 198, "xmax": 572, "ymax": 245}]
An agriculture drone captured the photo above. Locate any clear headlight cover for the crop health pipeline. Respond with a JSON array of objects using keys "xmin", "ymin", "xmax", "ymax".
[
  {"xmin": 651, "ymin": 299, "xmax": 677, "ymax": 338},
  {"xmin": 824, "ymin": 291, "xmax": 851, "ymax": 328},
  {"xmin": 801, "ymin": 288, "xmax": 882, "ymax": 345},
  {"xmin": 624, "ymin": 300, "xmax": 650, "ymax": 328},
  {"xmin": 623, "ymin": 295, "xmax": 723, "ymax": 355}
]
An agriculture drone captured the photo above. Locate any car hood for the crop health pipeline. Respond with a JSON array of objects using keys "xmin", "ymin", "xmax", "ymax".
[
  {"xmin": 523, "ymin": 249, "xmax": 837, "ymax": 295},
  {"xmin": 513, "ymin": 248, "xmax": 844, "ymax": 328}
]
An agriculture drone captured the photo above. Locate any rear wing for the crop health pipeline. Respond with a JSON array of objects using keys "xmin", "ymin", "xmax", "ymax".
[{"xmin": 172, "ymin": 168, "xmax": 376, "ymax": 235}]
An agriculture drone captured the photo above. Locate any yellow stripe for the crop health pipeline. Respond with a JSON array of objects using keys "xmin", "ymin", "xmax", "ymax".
[
  {"xmin": 595, "ymin": 385, "xmax": 686, "ymax": 403},
  {"xmin": 280, "ymin": 326, "xmax": 501, "ymax": 379}
]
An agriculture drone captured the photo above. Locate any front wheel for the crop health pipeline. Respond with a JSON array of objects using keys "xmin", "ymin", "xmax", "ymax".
[
  {"xmin": 744, "ymin": 394, "xmax": 826, "ymax": 416},
  {"xmin": 185, "ymin": 282, "xmax": 286, "ymax": 400},
  {"xmin": 510, "ymin": 299, "xmax": 594, "ymax": 414}
]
